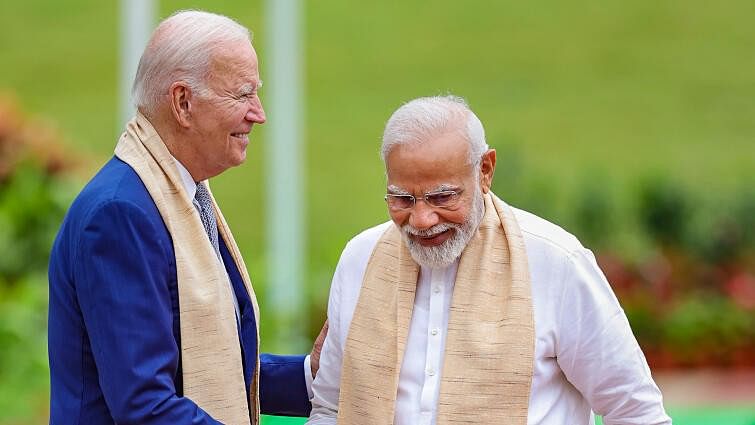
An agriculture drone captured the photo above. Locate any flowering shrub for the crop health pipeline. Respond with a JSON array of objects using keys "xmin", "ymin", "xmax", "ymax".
[
  {"xmin": 0, "ymin": 94, "xmax": 75, "ymax": 422},
  {"xmin": 594, "ymin": 180, "xmax": 755, "ymax": 369}
]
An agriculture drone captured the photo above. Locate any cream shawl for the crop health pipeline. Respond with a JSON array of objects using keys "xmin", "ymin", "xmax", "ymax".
[
  {"xmin": 115, "ymin": 114, "xmax": 260, "ymax": 425},
  {"xmin": 337, "ymin": 192, "xmax": 534, "ymax": 424}
]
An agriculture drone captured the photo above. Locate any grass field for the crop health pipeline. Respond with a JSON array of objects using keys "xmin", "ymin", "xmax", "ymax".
[
  {"xmin": 3, "ymin": 1, "xmax": 754, "ymax": 309},
  {"xmin": 1, "ymin": 1, "xmax": 753, "ymax": 424},
  {"xmin": 259, "ymin": 406, "xmax": 755, "ymax": 425}
]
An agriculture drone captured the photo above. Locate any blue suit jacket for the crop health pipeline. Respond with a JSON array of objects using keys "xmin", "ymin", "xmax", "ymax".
[{"xmin": 48, "ymin": 157, "xmax": 310, "ymax": 424}]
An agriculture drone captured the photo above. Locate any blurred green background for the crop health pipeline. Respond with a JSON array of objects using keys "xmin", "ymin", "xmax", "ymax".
[{"xmin": 1, "ymin": 0, "xmax": 753, "ymax": 424}]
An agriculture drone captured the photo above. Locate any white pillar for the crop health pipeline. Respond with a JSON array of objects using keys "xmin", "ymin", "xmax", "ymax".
[
  {"xmin": 119, "ymin": 0, "xmax": 155, "ymax": 129},
  {"xmin": 265, "ymin": 0, "xmax": 306, "ymax": 351}
]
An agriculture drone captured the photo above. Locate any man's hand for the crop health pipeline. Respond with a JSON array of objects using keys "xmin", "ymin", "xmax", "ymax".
[{"xmin": 310, "ymin": 320, "xmax": 329, "ymax": 379}]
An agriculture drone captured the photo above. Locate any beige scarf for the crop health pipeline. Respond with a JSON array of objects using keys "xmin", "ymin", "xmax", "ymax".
[
  {"xmin": 338, "ymin": 193, "xmax": 534, "ymax": 424},
  {"xmin": 115, "ymin": 114, "xmax": 260, "ymax": 425}
]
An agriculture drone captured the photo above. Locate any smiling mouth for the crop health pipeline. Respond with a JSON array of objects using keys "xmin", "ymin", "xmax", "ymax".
[
  {"xmin": 413, "ymin": 228, "xmax": 453, "ymax": 247},
  {"xmin": 231, "ymin": 133, "xmax": 250, "ymax": 143}
]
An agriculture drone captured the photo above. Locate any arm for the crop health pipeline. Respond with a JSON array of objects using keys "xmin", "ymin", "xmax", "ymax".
[
  {"xmin": 306, "ymin": 224, "xmax": 386, "ymax": 424},
  {"xmin": 259, "ymin": 303, "xmax": 329, "ymax": 416},
  {"xmin": 76, "ymin": 200, "xmax": 220, "ymax": 425},
  {"xmin": 306, "ymin": 263, "xmax": 346, "ymax": 424},
  {"xmin": 259, "ymin": 354, "xmax": 311, "ymax": 416},
  {"xmin": 556, "ymin": 248, "xmax": 671, "ymax": 425}
]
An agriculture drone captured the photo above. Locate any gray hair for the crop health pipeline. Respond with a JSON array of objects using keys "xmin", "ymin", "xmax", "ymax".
[
  {"xmin": 381, "ymin": 95, "xmax": 488, "ymax": 165},
  {"xmin": 132, "ymin": 10, "xmax": 252, "ymax": 117}
]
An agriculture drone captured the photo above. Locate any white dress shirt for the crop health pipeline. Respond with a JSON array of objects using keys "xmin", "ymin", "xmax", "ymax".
[{"xmin": 307, "ymin": 207, "xmax": 671, "ymax": 425}]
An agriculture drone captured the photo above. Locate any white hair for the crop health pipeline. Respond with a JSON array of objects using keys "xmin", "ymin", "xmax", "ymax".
[
  {"xmin": 132, "ymin": 10, "xmax": 252, "ymax": 117},
  {"xmin": 381, "ymin": 95, "xmax": 488, "ymax": 165}
]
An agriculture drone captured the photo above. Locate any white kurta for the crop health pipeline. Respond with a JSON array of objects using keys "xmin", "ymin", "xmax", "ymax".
[{"xmin": 308, "ymin": 207, "xmax": 671, "ymax": 425}]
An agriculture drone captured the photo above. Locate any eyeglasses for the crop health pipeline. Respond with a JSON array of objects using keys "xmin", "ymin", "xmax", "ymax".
[{"xmin": 384, "ymin": 189, "xmax": 464, "ymax": 211}]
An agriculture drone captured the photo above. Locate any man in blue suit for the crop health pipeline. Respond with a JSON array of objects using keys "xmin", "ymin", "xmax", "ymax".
[{"xmin": 48, "ymin": 10, "xmax": 323, "ymax": 424}]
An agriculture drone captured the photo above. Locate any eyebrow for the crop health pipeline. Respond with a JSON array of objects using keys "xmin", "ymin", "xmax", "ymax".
[
  {"xmin": 432, "ymin": 184, "xmax": 459, "ymax": 192},
  {"xmin": 386, "ymin": 185, "xmax": 410, "ymax": 195},
  {"xmin": 238, "ymin": 82, "xmax": 261, "ymax": 96},
  {"xmin": 386, "ymin": 183, "xmax": 459, "ymax": 195}
]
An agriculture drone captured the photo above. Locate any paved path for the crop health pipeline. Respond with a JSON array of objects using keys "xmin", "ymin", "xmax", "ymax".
[{"xmin": 654, "ymin": 369, "xmax": 755, "ymax": 406}]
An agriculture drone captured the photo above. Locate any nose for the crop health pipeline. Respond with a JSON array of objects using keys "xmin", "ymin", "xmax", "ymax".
[
  {"xmin": 408, "ymin": 199, "xmax": 439, "ymax": 230},
  {"xmin": 245, "ymin": 96, "xmax": 266, "ymax": 124}
]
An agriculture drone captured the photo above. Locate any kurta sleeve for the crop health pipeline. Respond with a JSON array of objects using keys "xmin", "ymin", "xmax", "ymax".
[
  {"xmin": 555, "ymin": 248, "xmax": 671, "ymax": 425},
  {"xmin": 306, "ymin": 254, "xmax": 348, "ymax": 424}
]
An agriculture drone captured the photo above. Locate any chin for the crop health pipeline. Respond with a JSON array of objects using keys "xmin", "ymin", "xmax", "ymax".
[{"xmin": 231, "ymin": 151, "xmax": 247, "ymax": 167}]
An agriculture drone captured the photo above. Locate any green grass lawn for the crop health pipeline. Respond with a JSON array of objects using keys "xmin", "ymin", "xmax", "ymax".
[
  {"xmin": 1, "ymin": 2, "xmax": 754, "ymax": 424},
  {"xmin": 599, "ymin": 407, "xmax": 755, "ymax": 424},
  {"xmin": 262, "ymin": 407, "xmax": 755, "ymax": 424},
  {"xmin": 3, "ymin": 0, "xmax": 754, "ymax": 295},
  {"xmin": 3, "ymin": 2, "xmax": 753, "ymax": 323},
  {"xmin": 659, "ymin": 407, "xmax": 755, "ymax": 425},
  {"xmin": 3, "ymin": 1, "xmax": 754, "ymax": 244}
]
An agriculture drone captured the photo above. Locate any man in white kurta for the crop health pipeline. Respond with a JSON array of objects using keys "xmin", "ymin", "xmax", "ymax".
[{"xmin": 307, "ymin": 95, "xmax": 671, "ymax": 425}]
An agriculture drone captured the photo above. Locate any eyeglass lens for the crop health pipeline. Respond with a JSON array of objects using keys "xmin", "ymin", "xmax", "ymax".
[{"xmin": 386, "ymin": 191, "xmax": 461, "ymax": 210}]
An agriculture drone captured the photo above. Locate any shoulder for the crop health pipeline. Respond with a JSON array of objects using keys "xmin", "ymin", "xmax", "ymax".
[
  {"xmin": 509, "ymin": 206, "xmax": 606, "ymax": 307},
  {"xmin": 71, "ymin": 158, "xmax": 162, "ymax": 224},
  {"xmin": 511, "ymin": 205, "xmax": 622, "ymax": 314},
  {"xmin": 57, "ymin": 157, "xmax": 169, "ymax": 250},
  {"xmin": 76, "ymin": 157, "xmax": 155, "ymax": 211},
  {"xmin": 330, "ymin": 221, "xmax": 393, "ymax": 290},
  {"xmin": 511, "ymin": 206, "xmax": 585, "ymax": 260},
  {"xmin": 341, "ymin": 221, "xmax": 393, "ymax": 259},
  {"xmin": 511, "ymin": 207, "xmax": 608, "ymax": 279}
]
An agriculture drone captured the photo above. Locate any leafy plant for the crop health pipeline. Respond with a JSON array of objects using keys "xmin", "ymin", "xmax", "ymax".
[{"xmin": 0, "ymin": 95, "xmax": 74, "ymax": 424}]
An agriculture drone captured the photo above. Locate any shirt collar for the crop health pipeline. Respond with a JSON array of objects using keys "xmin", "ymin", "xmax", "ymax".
[
  {"xmin": 419, "ymin": 256, "xmax": 460, "ymax": 280},
  {"xmin": 172, "ymin": 156, "xmax": 198, "ymax": 200}
]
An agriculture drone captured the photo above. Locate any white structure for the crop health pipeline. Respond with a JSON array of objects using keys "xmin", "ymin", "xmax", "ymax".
[
  {"xmin": 265, "ymin": 0, "xmax": 306, "ymax": 351},
  {"xmin": 119, "ymin": 0, "xmax": 154, "ymax": 129}
]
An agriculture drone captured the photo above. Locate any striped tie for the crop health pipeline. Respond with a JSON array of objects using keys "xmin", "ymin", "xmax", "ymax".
[{"xmin": 195, "ymin": 182, "xmax": 221, "ymax": 260}]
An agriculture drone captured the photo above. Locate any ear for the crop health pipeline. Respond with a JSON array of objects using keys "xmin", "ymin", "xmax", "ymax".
[
  {"xmin": 169, "ymin": 82, "xmax": 193, "ymax": 128},
  {"xmin": 479, "ymin": 149, "xmax": 496, "ymax": 194}
]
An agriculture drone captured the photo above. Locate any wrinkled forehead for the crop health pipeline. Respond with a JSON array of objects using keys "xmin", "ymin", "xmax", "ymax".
[
  {"xmin": 206, "ymin": 42, "xmax": 261, "ymax": 87},
  {"xmin": 386, "ymin": 128, "xmax": 471, "ymax": 166},
  {"xmin": 210, "ymin": 41, "xmax": 258, "ymax": 69},
  {"xmin": 385, "ymin": 130, "xmax": 475, "ymax": 191}
]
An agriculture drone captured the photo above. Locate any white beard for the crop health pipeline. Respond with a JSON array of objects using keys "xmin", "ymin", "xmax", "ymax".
[{"xmin": 401, "ymin": 185, "xmax": 485, "ymax": 269}]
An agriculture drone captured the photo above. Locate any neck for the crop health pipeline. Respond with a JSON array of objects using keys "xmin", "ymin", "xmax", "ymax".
[{"xmin": 148, "ymin": 111, "xmax": 209, "ymax": 182}]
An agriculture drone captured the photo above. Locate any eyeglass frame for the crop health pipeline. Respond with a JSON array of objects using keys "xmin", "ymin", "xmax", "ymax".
[{"xmin": 384, "ymin": 188, "xmax": 465, "ymax": 211}]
